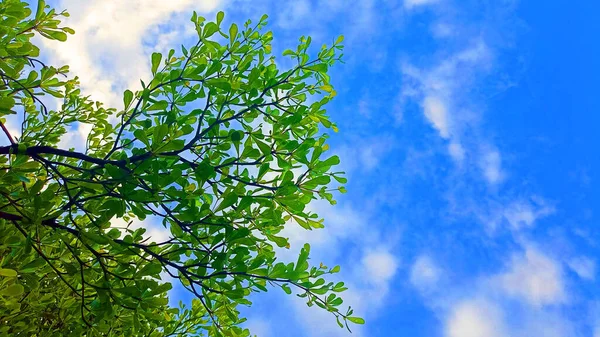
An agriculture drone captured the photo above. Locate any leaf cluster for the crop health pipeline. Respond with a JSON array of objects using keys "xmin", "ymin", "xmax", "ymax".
[{"xmin": 0, "ymin": 1, "xmax": 362, "ymax": 336}]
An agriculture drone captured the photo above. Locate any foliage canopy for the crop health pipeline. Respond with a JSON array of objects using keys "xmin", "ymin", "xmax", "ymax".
[{"xmin": 0, "ymin": 0, "xmax": 360, "ymax": 336}]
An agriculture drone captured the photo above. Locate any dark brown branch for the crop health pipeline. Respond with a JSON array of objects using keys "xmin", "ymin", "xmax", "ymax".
[
  {"xmin": 0, "ymin": 121, "xmax": 15, "ymax": 145},
  {"xmin": 0, "ymin": 145, "xmax": 116, "ymax": 166}
]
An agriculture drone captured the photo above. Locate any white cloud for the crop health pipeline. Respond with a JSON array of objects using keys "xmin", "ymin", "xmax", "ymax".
[
  {"xmin": 60, "ymin": 0, "xmax": 220, "ymax": 101},
  {"xmin": 423, "ymin": 96, "xmax": 450, "ymax": 138},
  {"xmin": 567, "ymin": 257, "xmax": 596, "ymax": 281},
  {"xmin": 410, "ymin": 255, "xmax": 441, "ymax": 290},
  {"xmin": 448, "ymin": 142, "xmax": 465, "ymax": 163},
  {"xmin": 493, "ymin": 198, "xmax": 554, "ymax": 231},
  {"xmin": 445, "ymin": 299, "xmax": 505, "ymax": 337},
  {"xmin": 279, "ymin": 203, "xmax": 365, "ymax": 262},
  {"xmin": 270, "ymin": 139, "xmax": 399, "ymax": 336},
  {"xmin": 475, "ymin": 197, "xmax": 555, "ymax": 234},
  {"xmin": 479, "ymin": 149, "xmax": 503, "ymax": 185},
  {"xmin": 276, "ymin": 0, "xmax": 311, "ymax": 29},
  {"xmin": 496, "ymin": 247, "xmax": 566, "ymax": 306},
  {"xmin": 362, "ymin": 250, "xmax": 399, "ymax": 285},
  {"xmin": 111, "ymin": 216, "xmax": 170, "ymax": 244},
  {"xmin": 44, "ymin": 0, "xmax": 223, "ymax": 147},
  {"xmin": 335, "ymin": 138, "xmax": 394, "ymax": 175},
  {"xmin": 356, "ymin": 248, "xmax": 399, "ymax": 314},
  {"xmin": 413, "ymin": 246, "xmax": 578, "ymax": 337},
  {"xmin": 431, "ymin": 22, "xmax": 454, "ymax": 38},
  {"xmin": 401, "ymin": 41, "xmax": 499, "ymax": 184},
  {"xmin": 504, "ymin": 203, "xmax": 535, "ymax": 229},
  {"xmin": 404, "ymin": 0, "xmax": 440, "ymax": 9},
  {"xmin": 57, "ymin": 122, "xmax": 93, "ymax": 151},
  {"xmin": 276, "ymin": 198, "xmax": 399, "ymax": 336},
  {"xmin": 359, "ymin": 144, "xmax": 388, "ymax": 171},
  {"xmin": 289, "ymin": 247, "xmax": 398, "ymax": 337}
]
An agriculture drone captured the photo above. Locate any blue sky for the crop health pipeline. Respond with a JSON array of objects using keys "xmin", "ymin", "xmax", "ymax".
[{"xmin": 36, "ymin": 0, "xmax": 600, "ymax": 336}]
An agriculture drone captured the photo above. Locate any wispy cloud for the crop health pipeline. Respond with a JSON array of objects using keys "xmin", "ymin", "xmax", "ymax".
[
  {"xmin": 494, "ymin": 246, "xmax": 566, "ymax": 306},
  {"xmin": 410, "ymin": 254, "xmax": 441, "ymax": 292},
  {"xmin": 272, "ymin": 147, "xmax": 400, "ymax": 336},
  {"xmin": 477, "ymin": 196, "xmax": 555, "ymax": 233},
  {"xmin": 403, "ymin": 0, "xmax": 440, "ymax": 10},
  {"xmin": 400, "ymin": 41, "xmax": 496, "ymax": 174},
  {"xmin": 411, "ymin": 245, "xmax": 577, "ymax": 337},
  {"xmin": 45, "ymin": 0, "xmax": 222, "ymax": 108},
  {"xmin": 479, "ymin": 149, "xmax": 503, "ymax": 185},
  {"xmin": 502, "ymin": 199, "xmax": 554, "ymax": 231},
  {"xmin": 445, "ymin": 299, "xmax": 506, "ymax": 337},
  {"xmin": 567, "ymin": 256, "xmax": 596, "ymax": 281}
]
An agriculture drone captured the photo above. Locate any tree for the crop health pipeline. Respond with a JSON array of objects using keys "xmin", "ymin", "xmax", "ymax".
[{"xmin": 0, "ymin": 0, "xmax": 362, "ymax": 336}]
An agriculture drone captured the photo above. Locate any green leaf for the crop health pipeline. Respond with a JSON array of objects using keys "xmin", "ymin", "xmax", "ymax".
[
  {"xmin": 317, "ymin": 155, "xmax": 340, "ymax": 169},
  {"xmin": 295, "ymin": 243, "xmax": 310, "ymax": 273},
  {"xmin": 255, "ymin": 140, "xmax": 271, "ymax": 155},
  {"xmin": 216, "ymin": 11, "xmax": 224, "ymax": 25},
  {"xmin": 0, "ymin": 268, "xmax": 18, "ymax": 277},
  {"xmin": 203, "ymin": 22, "xmax": 219, "ymax": 38},
  {"xmin": 215, "ymin": 192, "xmax": 237, "ymax": 212},
  {"xmin": 36, "ymin": 0, "xmax": 46, "ymax": 20},
  {"xmin": 195, "ymin": 161, "xmax": 214, "ymax": 181},
  {"xmin": 305, "ymin": 63, "xmax": 328, "ymax": 73},
  {"xmin": 114, "ymin": 286, "xmax": 141, "ymax": 297},
  {"xmin": 107, "ymin": 228, "xmax": 121, "ymax": 239},
  {"xmin": 151, "ymin": 52, "xmax": 162, "ymax": 75},
  {"xmin": 303, "ymin": 176, "xmax": 331, "ymax": 188},
  {"xmin": 20, "ymin": 259, "xmax": 46, "ymax": 273},
  {"xmin": 152, "ymin": 124, "xmax": 169, "ymax": 145},
  {"xmin": 320, "ymin": 84, "xmax": 334, "ymax": 92},
  {"xmin": 83, "ymin": 231, "xmax": 109, "ymax": 245},
  {"xmin": 159, "ymin": 139, "xmax": 185, "ymax": 152},
  {"xmin": 147, "ymin": 100, "xmax": 168, "ymax": 111},
  {"xmin": 0, "ymin": 96, "xmax": 15, "ymax": 110},
  {"xmin": 270, "ymin": 235, "xmax": 289, "ymax": 248},
  {"xmin": 229, "ymin": 23, "xmax": 238, "ymax": 44},
  {"xmin": 123, "ymin": 89, "xmax": 134, "ymax": 108},
  {"xmin": 138, "ymin": 262, "xmax": 162, "ymax": 277},
  {"xmin": 1, "ymin": 284, "xmax": 24, "ymax": 296},
  {"xmin": 237, "ymin": 196, "xmax": 253, "ymax": 210},
  {"xmin": 347, "ymin": 317, "xmax": 365, "ymax": 325},
  {"xmin": 46, "ymin": 30, "xmax": 67, "ymax": 41},
  {"xmin": 230, "ymin": 130, "xmax": 243, "ymax": 142},
  {"xmin": 207, "ymin": 78, "xmax": 231, "ymax": 91},
  {"xmin": 257, "ymin": 163, "xmax": 269, "ymax": 179},
  {"xmin": 134, "ymin": 129, "xmax": 150, "ymax": 147}
]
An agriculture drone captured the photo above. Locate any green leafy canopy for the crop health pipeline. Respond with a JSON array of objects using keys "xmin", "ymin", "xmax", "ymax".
[{"xmin": 0, "ymin": 0, "xmax": 361, "ymax": 336}]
